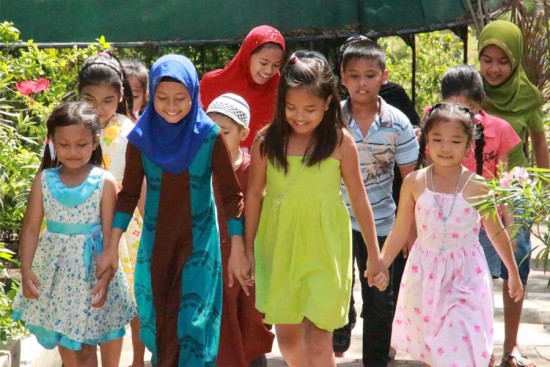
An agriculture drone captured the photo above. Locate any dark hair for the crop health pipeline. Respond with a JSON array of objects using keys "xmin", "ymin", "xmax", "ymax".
[
  {"xmin": 41, "ymin": 102, "xmax": 103, "ymax": 169},
  {"xmin": 252, "ymin": 42, "xmax": 284, "ymax": 55},
  {"xmin": 339, "ymin": 38, "xmax": 386, "ymax": 71},
  {"xmin": 415, "ymin": 102, "xmax": 485, "ymax": 175},
  {"xmin": 441, "ymin": 65, "xmax": 484, "ymax": 104},
  {"xmin": 78, "ymin": 51, "xmax": 135, "ymax": 120},
  {"xmin": 122, "ymin": 60, "xmax": 149, "ymax": 114},
  {"xmin": 259, "ymin": 50, "xmax": 344, "ymax": 172}
]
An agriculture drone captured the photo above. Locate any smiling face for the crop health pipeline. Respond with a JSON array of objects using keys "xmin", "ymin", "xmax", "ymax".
[
  {"xmin": 80, "ymin": 84, "xmax": 122, "ymax": 125},
  {"xmin": 52, "ymin": 123, "xmax": 99, "ymax": 170},
  {"xmin": 153, "ymin": 81, "xmax": 192, "ymax": 124},
  {"xmin": 249, "ymin": 45, "xmax": 284, "ymax": 85},
  {"xmin": 340, "ymin": 57, "xmax": 388, "ymax": 104},
  {"xmin": 479, "ymin": 45, "xmax": 513, "ymax": 87},
  {"xmin": 427, "ymin": 119, "xmax": 470, "ymax": 168},
  {"xmin": 285, "ymin": 87, "xmax": 331, "ymax": 136}
]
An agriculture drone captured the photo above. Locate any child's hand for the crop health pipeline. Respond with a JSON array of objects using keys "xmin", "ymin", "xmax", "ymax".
[
  {"xmin": 22, "ymin": 270, "xmax": 41, "ymax": 299},
  {"xmin": 508, "ymin": 274, "xmax": 524, "ymax": 302},
  {"xmin": 372, "ymin": 272, "xmax": 389, "ymax": 291},
  {"xmin": 96, "ymin": 250, "xmax": 118, "ymax": 281},
  {"xmin": 228, "ymin": 236, "xmax": 253, "ymax": 295},
  {"xmin": 90, "ymin": 269, "xmax": 112, "ymax": 308},
  {"xmin": 364, "ymin": 256, "xmax": 389, "ymax": 288}
]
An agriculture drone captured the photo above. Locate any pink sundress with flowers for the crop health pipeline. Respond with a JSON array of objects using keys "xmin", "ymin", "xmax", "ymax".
[{"xmin": 392, "ymin": 169, "xmax": 493, "ymax": 367}]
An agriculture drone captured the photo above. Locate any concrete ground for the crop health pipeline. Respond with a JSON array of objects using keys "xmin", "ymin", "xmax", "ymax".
[{"xmin": 116, "ymin": 246, "xmax": 550, "ymax": 367}]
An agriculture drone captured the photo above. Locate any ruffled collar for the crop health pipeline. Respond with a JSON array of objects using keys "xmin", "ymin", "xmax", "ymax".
[{"xmin": 45, "ymin": 166, "xmax": 103, "ymax": 207}]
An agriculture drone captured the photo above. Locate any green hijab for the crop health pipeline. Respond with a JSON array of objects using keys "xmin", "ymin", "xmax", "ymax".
[{"xmin": 478, "ymin": 20, "xmax": 543, "ymax": 116}]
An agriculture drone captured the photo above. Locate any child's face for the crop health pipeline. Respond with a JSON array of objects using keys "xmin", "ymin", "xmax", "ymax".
[
  {"xmin": 80, "ymin": 84, "xmax": 122, "ymax": 125},
  {"xmin": 479, "ymin": 45, "xmax": 513, "ymax": 87},
  {"xmin": 427, "ymin": 119, "xmax": 470, "ymax": 168},
  {"xmin": 52, "ymin": 124, "xmax": 99, "ymax": 170},
  {"xmin": 209, "ymin": 113, "xmax": 249, "ymax": 152},
  {"xmin": 129, "ymin": 76, "xmax": 147, "ymax": 115},
  {"xmin": 285, "ymin": 87, "xmax": 331, "ymax": 136},
  {"xmin": 153, "ymin": 81, "xmax": 192, "ymax": 124},
  {"xmin": 444, "ymin": 95, "xmax": 481, "ymax": 115},
  {"xmin": 249, "ymin": 47, "xmax": 284, "ymax": 85},
  {"xmin": 341, "ymin": 58, "xmax": 388, "ymax": 103}
]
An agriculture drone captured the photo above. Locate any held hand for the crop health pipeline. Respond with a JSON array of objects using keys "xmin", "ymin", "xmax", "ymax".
[
  {"xmin": 245, "ymin": 247, "xmax": 256, "ymax": 284},
  {"xmin": 508, "ymin": 274, "xmax": 524, "ymax": 302},
  {"xmin": 372, "ymin": 272, "xmax": 389, "ymax": 291},
  {"xmin": 365, "ymin": 256, "xmax": 389, "ymax": 288},
  {"xmin": 96, "ymin": 250, "xmax": 118, "ymax": 281},
  {"xmin": 22, "ymin": 270, "xmax": 41, "ymax": 299},
  {"xmin": 227, "ymin": 237, "xmax": 253, "ymax": 296},
  {"xmin": 90, "ymin": 269, "xmax": 112, "ymax": 308}
]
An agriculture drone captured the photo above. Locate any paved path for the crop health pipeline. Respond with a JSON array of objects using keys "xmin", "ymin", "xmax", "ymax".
[{"xmin": 117, "ymin": 245, "xmax": 550, "ymax": 367}]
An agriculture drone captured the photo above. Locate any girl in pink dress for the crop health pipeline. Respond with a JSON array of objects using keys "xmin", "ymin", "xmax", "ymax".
[{"xmin": 378, "ymin": 102, "xmax": 523, "ymax": 367}]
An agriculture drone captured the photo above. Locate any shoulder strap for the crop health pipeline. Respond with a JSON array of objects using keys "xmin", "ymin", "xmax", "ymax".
[{"xmin": 460, "ymin": 171, "xmax": 476, "ymax": 193}]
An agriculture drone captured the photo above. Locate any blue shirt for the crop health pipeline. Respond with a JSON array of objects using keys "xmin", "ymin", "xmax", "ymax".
[{"xmin": 341, "ymin": 97, "xmax": 419, "ymax": 236}]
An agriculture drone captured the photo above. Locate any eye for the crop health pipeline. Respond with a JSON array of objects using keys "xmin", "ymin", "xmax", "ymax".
[
  {"xmin": 58, "ymin": 143, "xmax": 68, "ymax": 147},
  {"xmin": 306, "ymin": 109, "xmax": 316, "ymax": 113}
]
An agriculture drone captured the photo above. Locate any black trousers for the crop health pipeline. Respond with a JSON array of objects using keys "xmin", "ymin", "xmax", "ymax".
[{"xmin": 351, "ymin": 231, "xmax": 397, "ymax": 367}]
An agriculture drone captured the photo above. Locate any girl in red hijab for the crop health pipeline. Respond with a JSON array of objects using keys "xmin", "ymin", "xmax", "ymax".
[{"xmin": 201, "ymin": 25, "xmax": 286, "ymax": 149}]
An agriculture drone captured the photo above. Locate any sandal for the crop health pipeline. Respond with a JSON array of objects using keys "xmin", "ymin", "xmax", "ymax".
[{"xmin": 500, "ymin": 349, "xmax": 536, "ymax": 367}]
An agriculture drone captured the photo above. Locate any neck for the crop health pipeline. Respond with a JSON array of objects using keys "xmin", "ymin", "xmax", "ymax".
[
  {"xmin": 230, "ymin": 148, "xmax": 243, "ymax": 171},
  {"xmin": 350, "ymin": 97, "xmax": 379, "ymax": 115},
  {"xmin": 431, "ymin": 164, "xmax": 463, "ymax": 178}
]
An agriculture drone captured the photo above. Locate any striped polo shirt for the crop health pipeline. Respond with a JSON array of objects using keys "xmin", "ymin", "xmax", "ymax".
[{"xmin": 341, "ymin": 97, "xmax": 419, "ymax": 236}]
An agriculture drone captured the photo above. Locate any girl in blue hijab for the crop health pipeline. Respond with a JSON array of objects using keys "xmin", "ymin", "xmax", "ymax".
[{"xmin": 97, "ymin": 55, "xmax": 245, "ymax": 366}]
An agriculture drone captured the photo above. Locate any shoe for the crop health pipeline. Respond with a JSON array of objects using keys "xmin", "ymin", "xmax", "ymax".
[{"xmin": 332, "ymin": 322, "xmax": 355, "ymax": 354}]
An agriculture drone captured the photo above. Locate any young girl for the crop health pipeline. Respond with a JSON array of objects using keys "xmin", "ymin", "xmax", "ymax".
[
  {"xmin": 245, "ymin": 50, "xmax": 387, "ymax": 367},
  {"xmin": 378, "ymin": 102, "xmax": 523, "ymax": 367},
  {"xmin": 78, "ymin": 51, "xmax": 146, "ymax": 366},
  {"xmin": 12, "ymin": 102, "xmax": 136, "ymax": 367},
  {"xmin": 97, "ymin": 54, "xmax": 246, "ymax": 367},
  {"xmin": 122, "ymin": 60, "xmax": 149, "ymax": 121},
  {"xmin": 478, "ymin": 20, "xmax": 549, "ymax": 367},
  {"xmin": 200, "ymin": 25, "xmax": 285, "ymax": 148}
]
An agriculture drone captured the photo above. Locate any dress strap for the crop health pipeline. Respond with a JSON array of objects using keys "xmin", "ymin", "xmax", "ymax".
[{"xmin": 460, "ymin": 171, "xmax": 476, "ymax": 193}]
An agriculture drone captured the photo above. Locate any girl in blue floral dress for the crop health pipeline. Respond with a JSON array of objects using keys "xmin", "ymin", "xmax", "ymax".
[{"xmin": 12, "ymin": 102, "xmax": 136, "ymax": 367}]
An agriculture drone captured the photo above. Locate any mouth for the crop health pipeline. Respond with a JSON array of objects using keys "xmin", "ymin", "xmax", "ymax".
[
  {"xmin": 166, "ymin": 112, "xmax": 179, "ymax": 117},
  {"xmin": 295, "ymin": 121, "xmax": 307, "ymax": 126},
  {"xmin": 258, "ymin": 73, "xmax": 271, "ymax": 80},
  {"xmin": 356, "ymin": 90, "xmax": 368, "ymax": 94}
]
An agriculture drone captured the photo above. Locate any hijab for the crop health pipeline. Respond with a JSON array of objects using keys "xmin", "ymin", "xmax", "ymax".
[
  {"xmin": 200, "ymin": 25, "xmax": 285, "ymax": 148},
  {"xmin": 478, "ymin": 20, "xmax": 543, "ymax": 117},
  {"xmin": 128, "ymin": 55, "xmax": 215, "ymax": 174}
]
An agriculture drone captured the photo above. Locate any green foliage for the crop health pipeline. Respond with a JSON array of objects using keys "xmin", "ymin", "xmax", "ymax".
[
  {"xmin": 0, "ymin": 243, "xmax": 25, "ymax": 341},
  {"xmin": 0, "ymin": 22, "xmax": 107, "ymax": 235}
]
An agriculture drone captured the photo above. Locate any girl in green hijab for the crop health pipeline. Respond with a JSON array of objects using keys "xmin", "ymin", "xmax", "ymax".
[
  {"xmin": 478, "ymin": 20, "xmax": 548, "ymax": 169},
  {"xmin": 478, "ymin": 19, "xmax": 548, "ymax": 367}
]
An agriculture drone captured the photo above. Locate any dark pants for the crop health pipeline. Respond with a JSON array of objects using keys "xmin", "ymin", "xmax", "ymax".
[{"xmin": 352, "ymin": 232, "xmax": 395, "ymax": 367}]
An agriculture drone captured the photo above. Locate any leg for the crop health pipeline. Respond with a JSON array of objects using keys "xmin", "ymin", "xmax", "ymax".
[
  {"xmin": 333, "ymin": 240, "xmax": 357, "ymax": 356},
  {"xmin": 58, "ymin": 344, "xmax": 98, "ymax": 367},
  {"xmin": 358, "ymin": 234, "xmax": 394, "ymax": 367},
  {"xmin": 303, "ymin": 318, "xmax": 335, "ymax": 367},
  {"xmin": 130, "ymin": 316, "xmax": 146, "ymax": 367},
  {"xmin": 275, "ymin": 323, "xmax": 307, "ymax": 367},
  {"xmin": 500, "ymin": 227, "xmax": 535, "ymax": 367},
  {"xmin": 98, "ymin": 337, "xmax": 123, "ymax": 367}
]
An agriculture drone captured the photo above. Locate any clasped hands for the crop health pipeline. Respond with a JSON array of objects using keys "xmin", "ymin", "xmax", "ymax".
[{"xmin": 365, "ymin": 257, "xmax": 390, "ymax": 291}]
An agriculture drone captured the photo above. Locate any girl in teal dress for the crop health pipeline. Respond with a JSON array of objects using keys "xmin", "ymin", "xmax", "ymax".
[
  {"xmin": 97, "ymin": 55, "xmax": 246, "ymax": 366},
  {"xmin": 245, "ymin": 50, "xmax": 388, "ymax": 367},
  {"xmin": 12, "ymin": 102, "xmax": 136, "ymax": 367}
]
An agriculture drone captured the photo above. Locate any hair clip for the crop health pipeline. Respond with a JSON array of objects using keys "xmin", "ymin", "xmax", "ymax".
[
  {"xmin": 98, "ymin": 51, "xmax": 111, "ymax": 58},
  {"xmin": 423, "ymin": 105, "xmax": 433, "ymax": 115},
  {"xmin": 473, "ymin": 114, "xmax": 483, "ymax": 125},
  {"xmin": 289, "ymin": 54, "xmax": 298, "ymax": 64}
]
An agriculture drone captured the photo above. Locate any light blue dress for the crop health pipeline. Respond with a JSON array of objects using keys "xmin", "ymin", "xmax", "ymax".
[{"xmin": 12, "ymin": 167, "xmax": 136, "ymax": 350}]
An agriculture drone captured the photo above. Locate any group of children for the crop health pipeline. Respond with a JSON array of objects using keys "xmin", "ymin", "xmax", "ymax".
[{"xmin": 10, "ymin": 20, "xmax": 547, "ymax": 367}]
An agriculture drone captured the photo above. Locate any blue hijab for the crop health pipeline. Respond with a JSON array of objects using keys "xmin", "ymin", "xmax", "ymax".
[{"xmin": 128, "ymin": 55, "xmax": 215, "ymax": 174}]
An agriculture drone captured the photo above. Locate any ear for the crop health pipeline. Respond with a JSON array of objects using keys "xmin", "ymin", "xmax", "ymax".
[
  {"xmin": 239, "ymin": 127, "xmax": 251, "ymax": 142},
  {"xmin": 382, "ymin": 69, "xmax": 389, "ymax": 84},
  {"xmin": 324, "ymin": 95, "xmax": 333, "ymax": 111},
  {"xmin": 92, "ymin": 133, "xmax": 100, "ymax": 150}
]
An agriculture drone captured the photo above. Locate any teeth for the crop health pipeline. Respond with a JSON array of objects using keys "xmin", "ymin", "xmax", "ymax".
[{"xmin": 296, "ymin": 121, "xmax": 306, "ymax": 125}]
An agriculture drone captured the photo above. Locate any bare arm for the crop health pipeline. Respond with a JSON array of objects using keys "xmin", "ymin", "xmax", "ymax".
[
  {"xmin": 398, "ymin": 163, "xmax": 418, "ymax": 257},
  {"xmin": 19, "ymin": 173, "xmax": 45, "ymax": 299},
  {"xmin": 339, "ymin": 131, "xmax": 385, "ymax": 284},
  {"xmin": 244, "ymin": 140, "xmax": 267, "ymax": 278},
  {"xmin": 380, "ymin": 171, "xmax": 417, "ymax": 267},
  {"xmin": 530, "ymin": 130, "xmax": 549, "ymax": 169}
]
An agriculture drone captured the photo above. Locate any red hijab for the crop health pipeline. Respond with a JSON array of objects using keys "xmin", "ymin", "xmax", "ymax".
[{"xmin": 200, "ymin": 25, "xmax": 285, "ymax": 148}]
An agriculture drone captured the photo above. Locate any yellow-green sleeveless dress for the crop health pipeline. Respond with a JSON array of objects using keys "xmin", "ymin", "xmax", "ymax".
[{"xmin": 255, "ymin": 156, "xmax": 352, "ymax": 331}]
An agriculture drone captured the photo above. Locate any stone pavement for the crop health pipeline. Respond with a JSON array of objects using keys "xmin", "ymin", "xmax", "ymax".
[{"xmin": 117, "ymin": 246, "xmax": 550, "ymax": 367}]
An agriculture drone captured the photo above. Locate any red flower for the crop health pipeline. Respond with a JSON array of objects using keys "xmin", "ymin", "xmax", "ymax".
[{"xmin": 16, "ymin": 78, "xmax": 50, "ymax": 95}]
